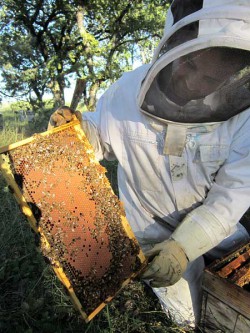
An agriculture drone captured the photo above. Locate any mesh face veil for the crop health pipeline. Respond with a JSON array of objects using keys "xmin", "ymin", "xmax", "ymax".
[
  {"xmin": 138, "ymin": 0, "xmax": 250, "ymax": 124},
  {"xmin": 141, "ymin": 47, "xmax": 250, "ymax": 123}
]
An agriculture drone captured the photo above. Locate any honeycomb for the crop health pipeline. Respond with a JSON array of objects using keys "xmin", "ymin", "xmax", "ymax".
[
  {"xmin": 0, "ymin": 121, "xmax": 146, "ymax": 322},
  {"xmin": 211, "ymin": 242, "xmax": 250, "ymax": 290}
]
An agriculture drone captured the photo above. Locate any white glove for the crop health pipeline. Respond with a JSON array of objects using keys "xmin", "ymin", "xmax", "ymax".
[
  {"xmin": 141, "ymin": 239, "xmax": 188, "ymax": 287},
  {"xmin": 142, "ymin": 205, "xmax": 230, "ymax": 288}
]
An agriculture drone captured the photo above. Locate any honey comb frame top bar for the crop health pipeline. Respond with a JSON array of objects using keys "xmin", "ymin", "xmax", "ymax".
[
  {"xmin": 207, "ymin": 241, "xmax": 250, "ymax": 288},
  {"xmin": 0, "ymin": 120, "xmax": 147, "ymax": 323}
]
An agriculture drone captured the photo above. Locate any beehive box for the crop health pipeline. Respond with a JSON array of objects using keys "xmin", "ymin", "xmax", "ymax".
[
  {"xmin": 201, "ymin": 242, "xmax": 250, "ymax": 332},
  {"xmin": 0, "ymin": 120, "xmax": 146, "ymax": 322}
]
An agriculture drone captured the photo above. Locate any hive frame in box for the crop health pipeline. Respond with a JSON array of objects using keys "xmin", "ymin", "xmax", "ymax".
[
  {"xmin": 0, "ymin": 120, "xmax": 146, "ymax": 322},
  {"xmin": 201, "ymin": 242, "xmax": 250, "ymax": 332}
]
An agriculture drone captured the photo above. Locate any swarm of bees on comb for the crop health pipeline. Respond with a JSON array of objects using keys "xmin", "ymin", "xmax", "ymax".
[{"xmin": 0, "ymin": 121, "xmax": 146, "ymax": 322}]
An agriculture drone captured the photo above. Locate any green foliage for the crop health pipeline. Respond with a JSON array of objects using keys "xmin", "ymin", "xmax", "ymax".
[
  {"xmin": 0, "ymin": 102, "xmax": 54, "ymax": 145},
  {"xmin": 0, "ymin": 106, "xmax": 27, "ymax": 144},
  {"xmin": 0, "ymin": 1, "xmax": 170, "ymax": 110}
]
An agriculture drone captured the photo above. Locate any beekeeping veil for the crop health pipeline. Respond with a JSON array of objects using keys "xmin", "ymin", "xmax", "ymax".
[{"xmin": 138, "ymin": 0, "xmax": 250, "ymax": 125}]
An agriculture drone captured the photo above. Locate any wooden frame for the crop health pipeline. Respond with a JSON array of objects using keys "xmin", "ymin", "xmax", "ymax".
[{"xmin": 0, "ymin": 120, "xmax": 146, "ymax": 322}]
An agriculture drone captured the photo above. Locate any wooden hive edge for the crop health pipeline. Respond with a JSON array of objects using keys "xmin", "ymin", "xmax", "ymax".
[{"xmin": 202, "ymin": 270, "xmax": 250, "ymax": 320}]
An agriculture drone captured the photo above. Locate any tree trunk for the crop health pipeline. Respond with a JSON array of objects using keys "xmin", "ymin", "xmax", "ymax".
[
  {"xmin": 50, "ymin": 80, "xmax": 65, "ymax": 107},
  {"xmin": 70, "ymin": 78, "xmax": 86, "ymax": 110},
  {"xmin": 87, "ymin": 82, "xmax": 99, "ymax": 111}
]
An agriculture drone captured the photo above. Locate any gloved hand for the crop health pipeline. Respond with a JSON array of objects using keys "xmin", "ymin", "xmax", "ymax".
[
  {"xmin": 141, "ymin": 239, "xmax": 188, "ymax": 288},
  {"xmin": 47, "ymin": 105, "xmax": 82, "ymax": 130}
]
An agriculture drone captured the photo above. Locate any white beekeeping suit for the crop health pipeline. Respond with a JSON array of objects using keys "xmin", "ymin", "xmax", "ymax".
[{"xmin": 79, "ymin": 0, "xmax": 250, "ymax": 327}]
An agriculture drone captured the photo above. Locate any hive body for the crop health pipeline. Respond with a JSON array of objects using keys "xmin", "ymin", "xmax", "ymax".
[{"xmin": 201, "ymin": 242, "xmax": 250, "ymax": 332}]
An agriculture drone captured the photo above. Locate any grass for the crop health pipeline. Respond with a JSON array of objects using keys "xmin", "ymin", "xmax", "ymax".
[{"xmin": 0, "ymin": 107, "xmax": 193, "ymax": 333}]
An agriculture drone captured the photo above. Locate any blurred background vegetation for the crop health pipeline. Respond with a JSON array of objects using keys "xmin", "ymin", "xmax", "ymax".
[{"xmin": 0, "ymin": 0, "xmax": 171, "ymax": 112}]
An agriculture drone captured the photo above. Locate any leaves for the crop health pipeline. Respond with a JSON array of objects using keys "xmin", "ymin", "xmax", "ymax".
[{"xmin": 0, "ymin": 0, "xmax": 170, "ymax": 109}]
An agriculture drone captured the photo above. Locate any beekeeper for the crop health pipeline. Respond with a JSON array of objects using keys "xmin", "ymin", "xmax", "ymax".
[{"xmin": 49, "ymin": 0, "xmax": 250, "ymax": 327}]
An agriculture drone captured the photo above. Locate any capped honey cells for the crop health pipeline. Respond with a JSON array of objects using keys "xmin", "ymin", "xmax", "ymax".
[{"xmin": 0, "ymin": 121, "xmax": 146, "ymax": 322}]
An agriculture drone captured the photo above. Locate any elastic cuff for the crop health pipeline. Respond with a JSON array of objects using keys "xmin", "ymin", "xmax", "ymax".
[{"xmin": 171, "ymin": 206, "xmax": 228, "ymax": 261}]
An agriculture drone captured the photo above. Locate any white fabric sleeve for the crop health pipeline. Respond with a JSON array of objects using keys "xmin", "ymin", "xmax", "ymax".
[
  {"xmin": 81, "ymin": 118, "xmax": 105, "ymax": 161},
  {"xmin": 172, "ymin": 114, "xmax": 250, "ymax": 261},
  {"xmin": 171, "ymin": 205, "xmax": 229, "ymax": 261},
  {"xmin": 202, "ymin": 125, "xmax": 250, "ymax": 230},
  {"xmin": 80, "ymin": 95, "xmax": 116, "ymax": 161}
]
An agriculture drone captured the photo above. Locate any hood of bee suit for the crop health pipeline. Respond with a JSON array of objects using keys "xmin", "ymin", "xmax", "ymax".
[{"xmin": 137, "ymin": 0, "xmax": 250, "ymax": 128}]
